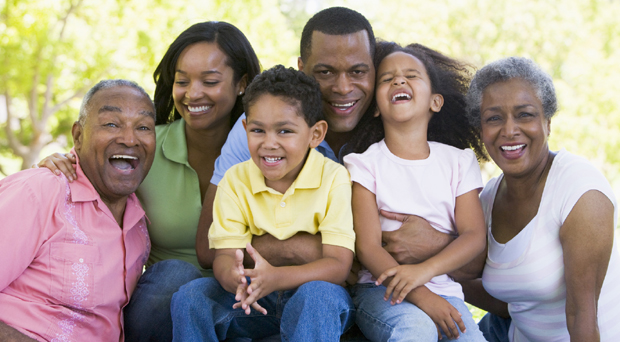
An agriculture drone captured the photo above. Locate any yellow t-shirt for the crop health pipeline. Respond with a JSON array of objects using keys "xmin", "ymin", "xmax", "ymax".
[{"xmin": 209, "ymin": 149, "xmax": 355, "ymax": 252}]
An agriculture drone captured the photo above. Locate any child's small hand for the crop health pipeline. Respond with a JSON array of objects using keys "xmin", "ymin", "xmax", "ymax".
[
  {"xmin": 414, "ymin": 292, "xmax": 466, "ymax": 340},
  {"xmin": 232, "ymin": 281, "xmax": 267, "ymax": 315},
  {"xmin": 241, "ymin": 243, "xmax": 277, "ymax": 314},
  {"xmin": 375, "ymin": 264, "xmax": 435, "ymax": 304}
]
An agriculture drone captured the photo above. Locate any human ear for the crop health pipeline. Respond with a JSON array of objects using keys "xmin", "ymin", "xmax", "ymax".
[
  {"xmin": 237, "ymin": 74, "xmax": 248, "ymax": 96},
  {"xmin": 71, "ymin": 122, "xmax": 83, "ymax": 153},
  {"xmin": 297, "ymin": 57, "xmax": 304, "ymax": 72},
  {"xmin": 242, "ymin": 118, "xmax": 247, "ymax": 131},
  {"xmin": 430, "ymin": 94, "xmax": 444, "ymax": 113},
  {"xmin": 373, "ymin": 107, "xmax": 381, "ymax": 118},
  {"xmin": 308, "ymin": 120, "xmax": 328, "ymax": 148}
]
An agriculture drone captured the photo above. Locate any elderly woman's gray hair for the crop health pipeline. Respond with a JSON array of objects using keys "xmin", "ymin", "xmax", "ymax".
[
  {"xmin": 465, "ymin": 57, "xmax": 557, "ymax": 128},
  {"xmin": 78, "ymin": 79, "xmax": 153, "ymax": 126}
]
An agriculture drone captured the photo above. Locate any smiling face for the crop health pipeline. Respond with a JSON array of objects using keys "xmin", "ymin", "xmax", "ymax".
[
  {"xmin": 480, "ymin": 78, "xmax": 551, "ymax": 178},
  {"xmin": 243, "ymin": 94, "xmax": 327, "ymax": 193},
  {"xmin": 298, "ymin": 30, "xmax": 374, "ymax": 133},
  {"xmin": 172, "ymin": 42, "xmax": 245, "ymax": 133},
  {"xmin": 375, "ymin": 52, "xmax": 443, "ymax": 127},
  {"xmin": 72, "ymin": 86, "xmax": 156, "ymax": 205}
]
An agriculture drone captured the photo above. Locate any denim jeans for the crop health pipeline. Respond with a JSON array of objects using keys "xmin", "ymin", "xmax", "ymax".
[
  {"xmin": 171, "ymin": 277, "xmax": 355, "ymax": 342},
  {"xmin": 478, "ymin": 313, "xmax": 511, "ymax": 342},
  {"xmin": 352, "ymin": 284, "xmax": 486, "ymax": 342},
  {"xmin": 124, "ymin": 259, "xmax": 203, "ymax": 342}
]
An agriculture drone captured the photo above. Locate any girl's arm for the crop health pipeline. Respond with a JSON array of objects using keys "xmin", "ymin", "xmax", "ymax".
[
  {"xmin": 560, "ymin": 190, "xmax": 613, "ymax": 342},
  {"xmin": 377, "ymin": 189, "xmax": 486, "ymax": 303},
  {"xmin": 352, "ymin": 182, "xmax": 401, "ymax": 278},
  {"xmin": 353, "ymin": 182, "xmax": 466, "ymax": 339}
]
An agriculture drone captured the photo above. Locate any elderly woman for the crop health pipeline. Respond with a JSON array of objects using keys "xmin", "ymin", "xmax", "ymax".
[{"xmin": 463, "ymin": 57, "xmax": 620, "ymax": 341}]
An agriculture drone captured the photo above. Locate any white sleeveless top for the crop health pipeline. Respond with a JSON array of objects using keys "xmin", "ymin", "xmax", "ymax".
[{"xmin": 481, "ymin": 149, "xmax": 620, "ymax": 341}]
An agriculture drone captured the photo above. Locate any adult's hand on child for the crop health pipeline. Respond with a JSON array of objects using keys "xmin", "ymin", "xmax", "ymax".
[
  {"xmin": 242, "ymin": 243, "xmax": 278, "ymax": 315},
  {"xmin": 414, "ymin": 292, "xmax": 466, "ymax": 340},
  {"xmin": 34, "ymin": 153, "xmax": 77, "ymax": 182},
  {"xmin": 375, "ymin": 263, "xmax": 435, "ymax": 305},
  {"xmin": 381, "ymin": 210, "xmax": 454, "ymax": 265}
]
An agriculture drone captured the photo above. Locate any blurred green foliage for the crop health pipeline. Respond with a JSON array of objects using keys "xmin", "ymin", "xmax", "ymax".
[{"xmin": 1, "ymin": 0, "xmax": 619, "ymax": 196}]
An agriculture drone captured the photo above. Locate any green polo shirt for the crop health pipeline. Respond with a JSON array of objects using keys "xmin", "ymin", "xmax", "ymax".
[{"xmin": 137, "ymin": 119, "xmax": 212, "ymax": 277}]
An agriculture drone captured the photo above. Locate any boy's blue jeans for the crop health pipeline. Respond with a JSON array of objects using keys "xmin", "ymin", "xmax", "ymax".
[
  {"xmin": 170, "ymin": 277, "xmax": 355, "ymax": 342},
  {"xmin": 351, "ymin": 284, "xmax": 486, "ymax": 342}
]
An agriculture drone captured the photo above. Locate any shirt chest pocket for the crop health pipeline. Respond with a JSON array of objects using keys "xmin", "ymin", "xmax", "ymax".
[{"xmin": 50, "ymin": 242, "xmax": 101, "ymax": 311}]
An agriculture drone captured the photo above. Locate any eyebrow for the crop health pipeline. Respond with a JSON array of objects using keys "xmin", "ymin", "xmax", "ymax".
[
  {"xmin": 99, "ymin": 105, "xmax": 122, "ymax": 113},
  {"xmin": 98, "ymin": 106, "xmax": 155, "ymax": 118},
  {"xmin": 247, "ymin": 120, "xmax": 299, "ymax": 127},
  {"xmin": 175, "ymin": 69, "xmax": 222, "ymax": 76},
  {"xmin": 377, "ymin": 68, "xmax": 421, "ymax": 79},
  {"xmin": 482, "ymin": 104, "xmax": 537, "ymax": 113},
  {"xmin": 312, "ymin": 63, "xmax": 370, "ymax": 71}
]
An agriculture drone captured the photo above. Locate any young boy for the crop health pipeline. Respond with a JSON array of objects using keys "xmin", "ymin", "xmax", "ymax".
[{"xmin": 170, "ymin": 65, "xmax": 356, "ymax": 341}]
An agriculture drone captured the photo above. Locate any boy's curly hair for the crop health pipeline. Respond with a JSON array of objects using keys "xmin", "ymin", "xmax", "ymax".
[
  {"xmin": 243, "ymin": 65, "xmax": 324, "ymax": 126},
  {"xmin": 343, "ymin": 41, "xmax": 487, "ymax": 161}
]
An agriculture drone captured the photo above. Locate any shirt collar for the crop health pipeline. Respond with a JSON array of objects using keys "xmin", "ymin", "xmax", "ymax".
[
  {"xmin": 249, "ymin": 148, "xmax": 324, "ymax": 195},
  {"xmin": 69, "ymin": 148, "xmax": 146, "ymax": 228},
  {"xmin": 160, "ymin": 119, "xmax": 190, "ymax": 166}
]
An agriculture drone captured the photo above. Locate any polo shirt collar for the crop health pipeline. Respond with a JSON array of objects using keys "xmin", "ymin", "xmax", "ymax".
[
  {"xmin": 161, "ymin": 119, "xmax": 190, "ymax": 166},
  {"xmin": 249, "ymin": 148, "xmax": 323, "ymax": 195}
]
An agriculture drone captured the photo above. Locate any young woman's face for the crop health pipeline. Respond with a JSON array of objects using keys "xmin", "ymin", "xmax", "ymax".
[
  {"xmin": 172, "ymin": 42, "xmax": 245, "ymax": 133},
  {"xmin": 375, "ymin": 52, "xmax": 441, "ymax": 126}
]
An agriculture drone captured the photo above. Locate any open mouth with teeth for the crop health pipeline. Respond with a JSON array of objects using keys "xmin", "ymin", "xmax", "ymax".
[
  {"xmin": 109, "ymin": 155, "xmax": 139, "ymax": 171},
  {"xmin": 391, "ymin": 92, "xmax": 412, "ymax": 103},
  {"xmin": 187, "ymin": 105, "xmax": 212, "ymax": 113},
  {"xmin": 263, "ymin": 156, "xmax": 283, "ymax": 165},
  {"xmin": 500, "ymin": 144, "xmax": 526, "ymax": 152},
  {"xmin": 330, "ymin": 100, "xmax": 358, "ymax": 112}
]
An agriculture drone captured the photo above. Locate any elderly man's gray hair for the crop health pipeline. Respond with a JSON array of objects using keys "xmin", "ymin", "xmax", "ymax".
[
  {"xmin": 465, "ymin": 57, "xmax": 557, "ymax": 128},
  {"xmin": 78, "ymin": 79, "xmax": 153, "ymax": 126}
]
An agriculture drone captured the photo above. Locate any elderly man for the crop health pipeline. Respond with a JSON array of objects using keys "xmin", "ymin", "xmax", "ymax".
[{"xmin": 0, "ymin": 79, "xmax": 155, "ymax": 342}]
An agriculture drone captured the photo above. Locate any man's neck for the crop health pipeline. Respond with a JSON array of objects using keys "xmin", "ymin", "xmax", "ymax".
[
  {"xmin": 324, "ymin": 130, "xmax": 353, "ymax": 159},
  {"xmin": 100, "ymin": 197, "xmax": 128, "ymax": 229}
]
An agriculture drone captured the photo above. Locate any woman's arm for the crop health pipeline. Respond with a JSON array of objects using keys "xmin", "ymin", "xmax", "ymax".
[
  {"xmin": 560, "ymin": 190, "xmax": 614, "ymax": 342},
  {"xmin": 460, "ymin": 278, "xmax": 509, "ymax": 318}
]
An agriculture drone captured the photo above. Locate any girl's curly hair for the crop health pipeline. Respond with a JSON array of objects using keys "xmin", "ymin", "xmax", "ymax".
[{"xmin": 343, "ymin": 41, "xmax": 487, "ymax": 161}]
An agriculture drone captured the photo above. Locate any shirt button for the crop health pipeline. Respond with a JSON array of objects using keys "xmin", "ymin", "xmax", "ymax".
[
  {"xmin": 280, "ymin": 202, "xmax": 286, "ymax": 208},
  {"xmin": 79, "ymin": 258, "xmax": 84, "ymax": 263}
]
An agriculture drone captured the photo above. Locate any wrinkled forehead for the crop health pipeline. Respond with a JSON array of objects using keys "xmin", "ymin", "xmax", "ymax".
[{"xmin": 86, "ymin": 86, "xmax": 155, "ymax": 121}]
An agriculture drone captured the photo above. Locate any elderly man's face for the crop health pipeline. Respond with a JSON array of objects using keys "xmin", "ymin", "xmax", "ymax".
[{"xmin": 72, "ymin": 86, "xmax": 156, "ymax": 204}]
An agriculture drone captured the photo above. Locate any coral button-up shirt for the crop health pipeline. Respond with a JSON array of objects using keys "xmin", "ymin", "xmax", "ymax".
[{"xmin": 0, "ymin": 157, "xmax": 150, "ymax": 342}]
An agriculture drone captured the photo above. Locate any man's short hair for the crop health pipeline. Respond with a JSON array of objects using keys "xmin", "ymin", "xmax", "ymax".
[
  {"xmin": 300, "ymin": 7, "xmax": 376, "ymax": 63},
  {"xmin": 242, "ymin": 65, "xmax": 324, "ymax": 126},
  {"xmin": 78, "ymin": 79, "xmax": 154, "ymax": 126}
]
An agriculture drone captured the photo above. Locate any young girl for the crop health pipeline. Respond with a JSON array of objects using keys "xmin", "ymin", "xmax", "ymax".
[{"xmin": 343, "ymin": 42, "xmax": 488, "ymax": 341}]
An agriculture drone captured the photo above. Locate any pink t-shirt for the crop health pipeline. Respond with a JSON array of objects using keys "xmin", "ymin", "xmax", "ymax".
[
  {"xmin": 0, "ymin": 154, "xmax": 150, "ymax": 342},
  {"xmin": 344, "ymin": 140, "xmax": 482, "ymax": 299}
]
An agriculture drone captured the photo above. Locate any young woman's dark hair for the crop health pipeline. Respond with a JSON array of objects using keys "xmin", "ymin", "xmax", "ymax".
[
  {"xmin": 344, "ymin": 41, "xmax": 487, "ymax": 161},
  {"xmin": 153, "ymin": 21, "xmax": 261, "ymax": 125}
]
